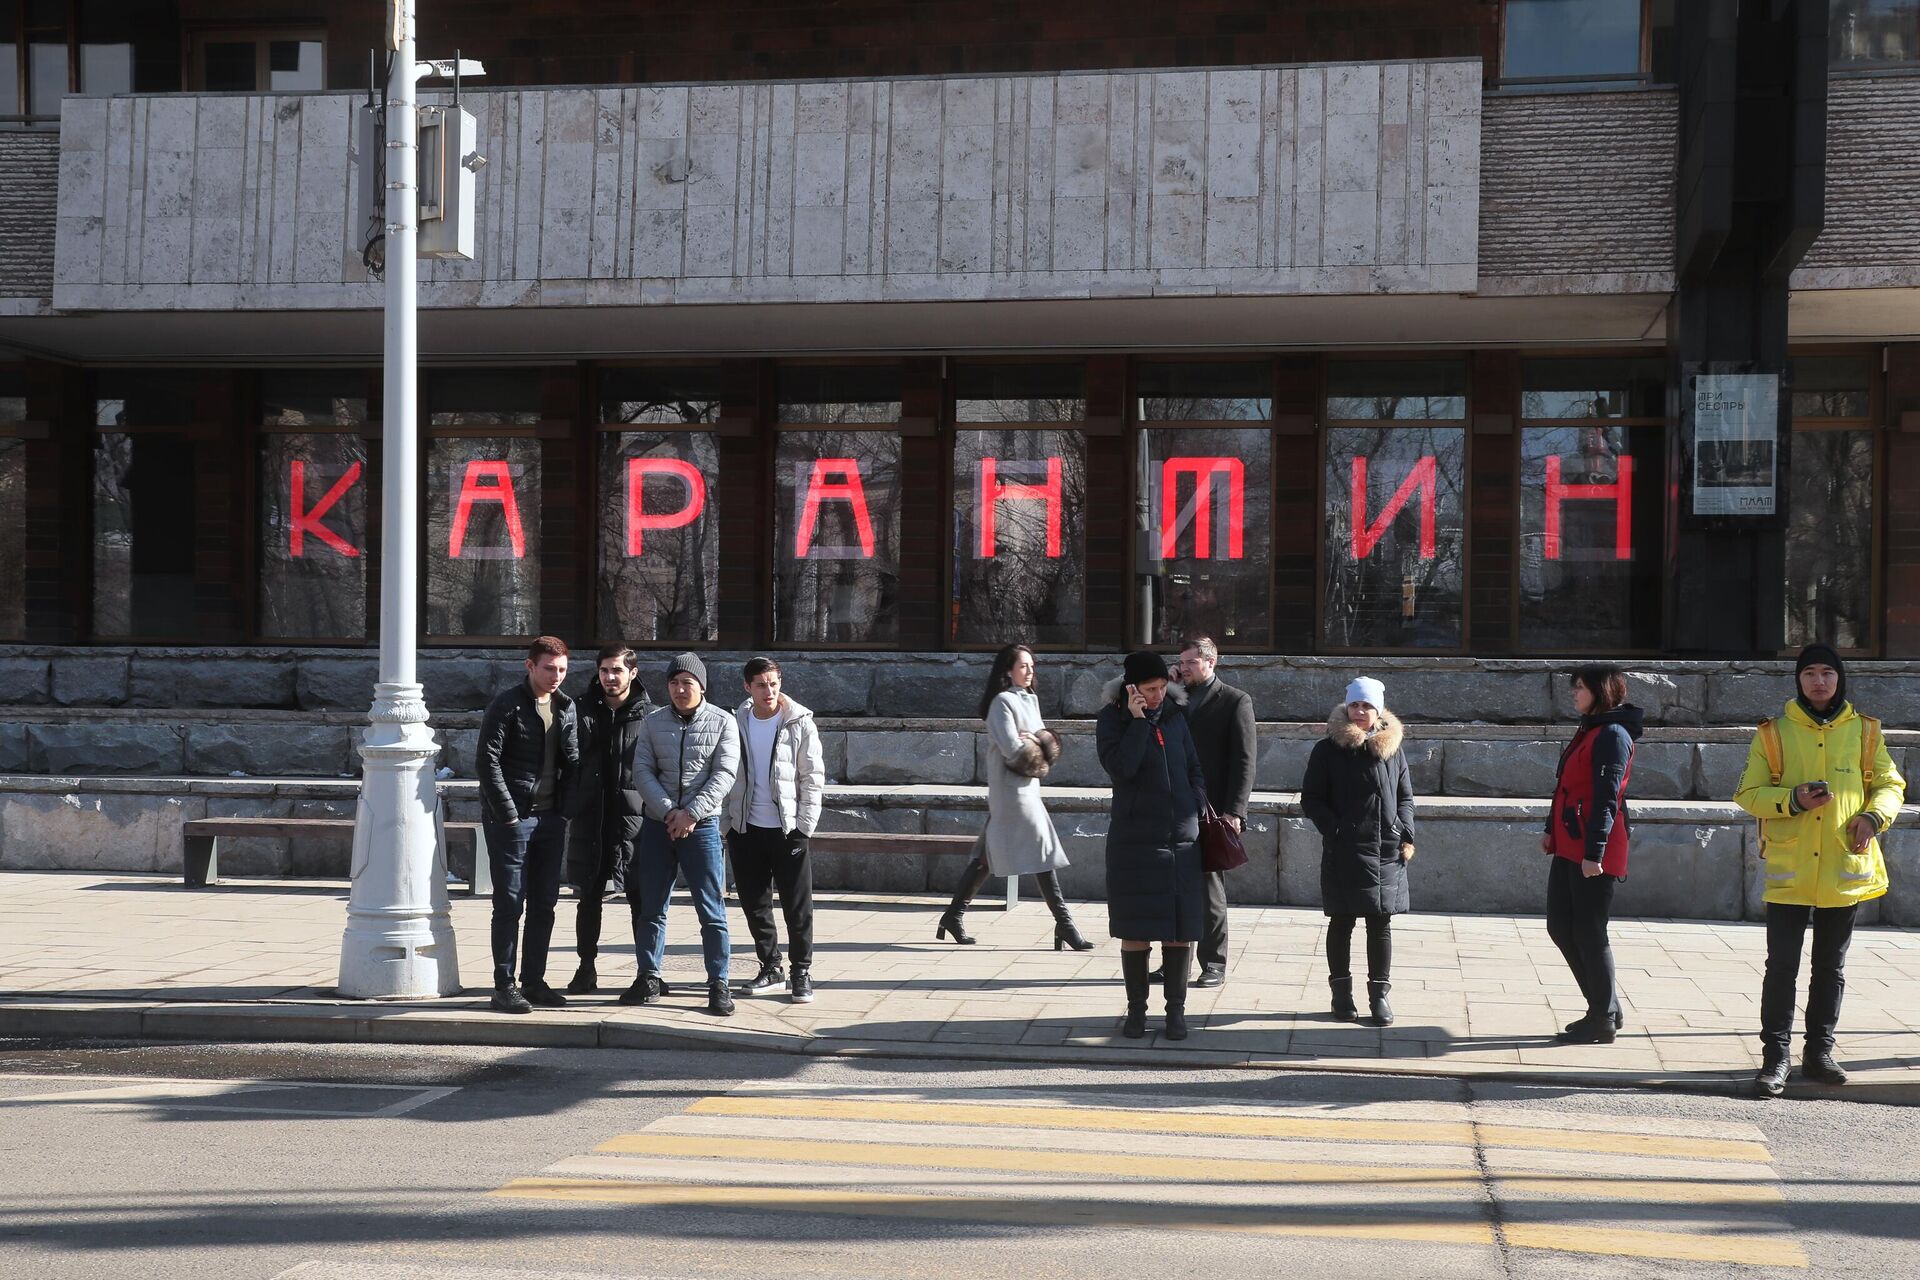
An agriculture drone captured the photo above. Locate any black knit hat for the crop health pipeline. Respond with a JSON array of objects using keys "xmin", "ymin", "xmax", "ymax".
[
  {"xmin": 1123, "ymin": 650, "xmax": 1170, "ymax": 687},
  {"xmin": 666, "ymin": 652, "xmax": 708, "ymax": 690},
  {"xmin": 1794, "ymin": 642, "xmax": 1846, "ymax": 708}
]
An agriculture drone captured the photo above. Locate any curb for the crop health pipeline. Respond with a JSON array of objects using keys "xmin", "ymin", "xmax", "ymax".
[{"xmin": 4, "ymin": 999, "xmax": 1913, "ymax": 1107}]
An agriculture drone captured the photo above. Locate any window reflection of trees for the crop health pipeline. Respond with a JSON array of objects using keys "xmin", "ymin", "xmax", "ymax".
[
  {"xmin": 1140, "ymin": 427, "xmax": 1272, "ymax": 647},
  {"xmin": 1322, "ymin": 426, "xmax": 1466, "ymax": 648},
  {"xmin": 260, "ymin": 433, "xmax": 368, "ymax": 639},
  {"xmin": 1786, "ymin": 431, "xmax": 1874, "ymax": 649},
  {"xmin": 773, "ymin": 420, "xmax": 901, "ymax": 644},
  {"xmin": 1517, "ymin": 426, "xmax": 1661, "ymax": 649},
  {"xmin": 91, "ymin": 433, "xmax": 135, "ymax": 637},
  {"xmin": 0, "ymin": 440, "xmax": 25, "ymax": 638},
  {"xmin": 598, "ymin": 431, "xmax": 719, "ymax": 643},
  {"xmin": 426, "ymin": 437, "xmax": 541, "ymax": 638},
  {"xmin": 951, "ymin": 429, "xmax": 1086, "ymax": 646}
]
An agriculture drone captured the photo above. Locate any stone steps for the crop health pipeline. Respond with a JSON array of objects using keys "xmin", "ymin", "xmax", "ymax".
[
  {"xmin": 6, "ymin": 645, "xmax": 1920, "ymax": 726},
  {"xmin": 4, "ymin": 773, "xmax": 1916, "ymax": 927},
  {"xmin": 1, "ymin": 707, "xmax": 1913, "ymax": 804}
]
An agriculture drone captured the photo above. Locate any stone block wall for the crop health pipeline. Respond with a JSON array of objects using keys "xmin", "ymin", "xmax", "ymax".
[
  {"xmin": 8, "ymin": 774, "xmax": 1909, "ymax": 925},
  {"xmin": 53, "ymin": 60, "xmax": 1482, "ymax": 313}
]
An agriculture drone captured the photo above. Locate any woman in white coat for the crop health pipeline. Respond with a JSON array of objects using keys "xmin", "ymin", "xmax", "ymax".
[{"xmin": 936, "ymin": 644, "xmax": 1093, "ymax": 950}]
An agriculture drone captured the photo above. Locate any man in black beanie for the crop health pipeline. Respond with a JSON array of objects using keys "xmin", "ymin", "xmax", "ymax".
[{"xmin": 1735, "ymin": 641, "xmax": 1905, "ymax": 1096}]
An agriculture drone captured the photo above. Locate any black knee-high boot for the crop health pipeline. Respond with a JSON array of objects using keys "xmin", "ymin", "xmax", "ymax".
[
  {"xmin": 1120, "ymin": 948, "xmax": 1150, "ymax": 1038},
  {"xmin": 1036, "ymin": 872, "xmax": 1093, "ymax": 951},
  {"xmin": 937, "ymin": 856, "xmax": 993, "ymax": 944},
  {"xmin": 1163, "ymin": 949, "xmax": 1190, "ymax": 1041}
]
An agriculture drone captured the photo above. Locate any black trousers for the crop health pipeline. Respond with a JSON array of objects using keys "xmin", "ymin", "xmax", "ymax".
[
  {"xmin": 728, "ymin": 824, "xmax": 814, "ymax": 971},
  {"xmin": 574, "ymin": 872, "xmax": 614, "ymax": 962},
  {"xmin": 1326, "ymin": 913, "xmax": 1392, "ymax": 982},
  {"xmin": 481, "ymin": 812, "xmax": 566, "ymax": 989},
  {"xmin": 1198, "ymin": 870, "xmax": 1229, "ymax": 968},
  {"xmin": 1760, "ymin": 901, "xmax": 1858, "ymax": 1058},
  {"xmin": 1544, "ymin": 856, "xmax": 1618, "ymax": 1022}
]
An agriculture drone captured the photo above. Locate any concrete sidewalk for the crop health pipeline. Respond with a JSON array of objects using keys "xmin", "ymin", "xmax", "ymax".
[{"xmin": 3, "ymin": 870, "xmax": 1918, "ymax": 1103}]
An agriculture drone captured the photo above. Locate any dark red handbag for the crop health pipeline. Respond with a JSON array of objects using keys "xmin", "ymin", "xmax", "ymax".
[{"xmin": 1199, "ymin": 801, "xmax": 1248, "ymax": 873}]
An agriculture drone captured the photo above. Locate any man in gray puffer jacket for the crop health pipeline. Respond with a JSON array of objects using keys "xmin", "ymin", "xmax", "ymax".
[{"xmin": 628, "ymin": 653, "xmax": 741, "ymax": 1016}]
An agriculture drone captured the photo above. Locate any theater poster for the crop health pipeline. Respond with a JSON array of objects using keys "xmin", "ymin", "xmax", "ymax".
[{"xmin": 1691, "ymin": 372, "xmax": 1778, "ymax": 516}]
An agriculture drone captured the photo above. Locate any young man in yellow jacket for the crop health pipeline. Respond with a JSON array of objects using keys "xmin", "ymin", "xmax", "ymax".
[{"xmin": 1734, "ymin": 643, "xmax": 1905, "ymax": 1098}]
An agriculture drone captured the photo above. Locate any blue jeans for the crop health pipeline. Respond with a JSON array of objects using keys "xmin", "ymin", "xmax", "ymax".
[
  {"xmin": 483, "ymin": 812, "xmax": 567, "ymax": 990},
  {"xmin": 633, "ymin": 816, "xmax": 730, "ymax": 983}
]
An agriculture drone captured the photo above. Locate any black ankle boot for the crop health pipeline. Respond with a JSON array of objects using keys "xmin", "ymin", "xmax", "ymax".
[
  {"xmin": 566, "ymin": 960, "xmax": 597, "ymax": 995},
  {"xmin": 1329, "ymin": 975, "xmax": 1356, "ymax": 1021},
  {"xmin": 1120, "ymin": 949, "xmax": 1150, "ymax": 1039},
  {"xmin": 1163, "ymin": 953, "xmax": 1190, "ymax": 1041},
  {"xmin": 936, "ymin": 910, "xmax": 976, "ymax": 945},
  {"xmin": 1367, "ymin": 979, "xmax": 1393, "ymax": 1027}
]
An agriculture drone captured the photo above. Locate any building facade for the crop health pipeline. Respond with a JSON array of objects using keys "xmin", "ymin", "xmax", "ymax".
[{"xmin": 0, "ymin": 0, "xmax": 1917, "ymax": 662}]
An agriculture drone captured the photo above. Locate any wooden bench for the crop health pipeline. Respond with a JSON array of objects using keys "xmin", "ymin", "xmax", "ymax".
[
  {"xmin": 808, "ymin": 830, "xmax": 1020, "ymax": 908},
  {"xmin": 182, "ymin": 817, "xmax": 487, "ymax": 893}
]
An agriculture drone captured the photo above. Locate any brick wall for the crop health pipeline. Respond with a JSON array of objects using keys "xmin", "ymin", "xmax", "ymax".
[
  {"xmin": 1796, "ymin": 76, "xmax": 1920, "ymax": 286},
  {"xmin": 1477, "ymin": 90, "xmax": 1677, "ymax": 286},
  {"xmin": 0, "ymin": 133, "xmax": 57, "ymax": 302}
]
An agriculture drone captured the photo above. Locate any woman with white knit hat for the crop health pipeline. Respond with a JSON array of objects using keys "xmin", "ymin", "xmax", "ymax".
[{"xmin": 1300, "ymin": 675, "xmax": 1416, "ymax": 1026}]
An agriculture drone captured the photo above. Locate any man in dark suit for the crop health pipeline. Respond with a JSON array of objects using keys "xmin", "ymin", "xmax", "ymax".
[{"xmin": 1170, "ymin": 633, "xmax": 1256, "ymax": 988}]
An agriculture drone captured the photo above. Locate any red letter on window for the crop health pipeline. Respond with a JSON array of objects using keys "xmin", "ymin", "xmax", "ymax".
[
  {"xmin": 1160, "ymin": 457, "xmax": 1245, "ymax": 560},
  {"xmin": 448, "ymin": 460, "xmax": 528, "ymax": 559},
  {"xmin": 626, "ymin": 457, "xmax": 706, "ymax": 556},
  {"xmin": 289, "ymin": 459, "xmax": 362, "ymax": 558},
  {"xmin": 796, "ymin": 458, "xmax": 877, "ymax": 558},
  {"xmin": 1544, "ymin": 455, "xmax": 1632, "ymax": 560},
  {"xmin": 978, "ymin": 457, "xmax": 1064, "ymax": 558},
  {"xmin": 1350, "ymin": 455, "xmax": 1437, "ymax": 560}
]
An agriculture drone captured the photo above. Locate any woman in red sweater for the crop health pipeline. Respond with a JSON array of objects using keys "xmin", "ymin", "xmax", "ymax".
[{"xmin": 1543, "ymin": 664, "xmax": 1643, "ymax": 1045}]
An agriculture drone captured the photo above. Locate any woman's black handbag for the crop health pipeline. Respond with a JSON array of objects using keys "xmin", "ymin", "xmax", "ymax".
[
  {"xmin": 1006, "ymin": 728, "xmax": 1062, "ymax": 780},
  {"xmin": 1199, "ymin": 801, "xmax": 1248, "ymax": 873}
]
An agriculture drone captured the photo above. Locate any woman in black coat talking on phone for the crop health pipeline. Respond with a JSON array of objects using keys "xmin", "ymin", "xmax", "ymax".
[{"xmin": 1096, "ymin": 650, "xmax": 1209, "ymax": 1042}]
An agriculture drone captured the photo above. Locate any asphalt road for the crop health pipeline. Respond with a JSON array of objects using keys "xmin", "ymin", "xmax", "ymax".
[{"xmin": 1, "ymin": 1037, "xmax": 1915, "ymax": 1280}]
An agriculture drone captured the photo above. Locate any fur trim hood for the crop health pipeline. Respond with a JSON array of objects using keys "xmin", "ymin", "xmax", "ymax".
[
  {"xmin": 1102, "ymin": 675, "xmax": 1189, "ymax": 708},
  {"xmin": 1325, "ymin": 703, "xmax": 1405, "ymax": 760}
]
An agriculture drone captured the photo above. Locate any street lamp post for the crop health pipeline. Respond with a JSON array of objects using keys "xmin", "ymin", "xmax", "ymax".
[{"xmin": 339, "ymin": 0, "xmax": 461, "ymax": 999}]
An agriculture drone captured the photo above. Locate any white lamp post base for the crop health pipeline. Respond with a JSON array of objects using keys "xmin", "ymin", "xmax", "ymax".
[{"xmin": 338, "ymin": 681, "xmax": 463, "ymax": 998}]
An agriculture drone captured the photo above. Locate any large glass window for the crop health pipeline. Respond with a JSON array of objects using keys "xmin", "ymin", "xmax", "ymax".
[
  {"xmin": 951, "ymin": 428, "xmax": 1086, "ymax": 647},
  {"xmin": 93, "ymin": 431, "xmax": 196, "ymax": 639},
  {"xmin": 1516, "ymin": 359, "xmax": 1664, "ymax": 650},
  {"xmin": 4, "ymin": 1, "xmax": 180, "ymax": 128},
  {"xmin": 773, "ymin": 429, "xmax": 901, "ymax": 645},
  {"xmin": 597, "ymin": 368, "xmax": 721, "ymax": 644},
  {"xmin": 190, "ymin": 29, "xmax": 325, "ymax": 93},
  {"xmin": 1324, "ymin": 362, "xmax": 1468, "ymax": 649},
  {"xmin": 426, "ymin": 436, "xmax": 541, "ymax": 639},
  {"xmin": 1786, "ymin": 355, "xmax": 1876, "ymax": 651},
  {"xmin": 1140, "ymin": 427, "xmax": 1272, "ymax": 648},
  {"xmin": 428, "ymin": 369, "xmax": 543, "ymax": 426},
  {"xmin": 1831, "ymin": 1, "xmax": 1919, "ymax": 66},
  {"xmin": 954, "ymin": 363, "xmax": 1085, "ymax": 424},
  {"xmin": 1137, "ymin": 361, "xmax": 1274, "ymax": 422},
  {"xmin": 261, "ymin": 432, "xmax": 369, "ymax": 640},
  {"xmin": 1502, "ymin": 0, "xmax": 1646, "ymax": 87},
  {"xmin": 777, "ymin": 364, "xmax": 902, "ymax": 426},
  {"xmin": 258, "ymin": 373, "xmax": 371, "ymax": 641},
  {"xmin": 1326, "ymin": 359, "xmax": 1468, "ymax": 422}
]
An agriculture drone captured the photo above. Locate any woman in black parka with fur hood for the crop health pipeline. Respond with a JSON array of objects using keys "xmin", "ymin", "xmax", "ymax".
[
  {"xmin": 1096, "ymin": 650, "xmax": 1209, "ymax": 1042},
  {"xmin": 1301, "ymin": 675, "xmax": 1416, "ymax": 1027}
]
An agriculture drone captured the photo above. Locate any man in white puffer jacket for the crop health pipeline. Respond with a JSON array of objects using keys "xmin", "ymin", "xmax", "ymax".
[{"xmin": 723, "ymin": 657, "xmax": 825, "ymax": 1004}]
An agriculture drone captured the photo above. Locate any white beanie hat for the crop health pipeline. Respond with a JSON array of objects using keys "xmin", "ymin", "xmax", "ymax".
[{"xmin": 1344, "ymin": 676, "xmax": 1386, "ymax": 709}]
